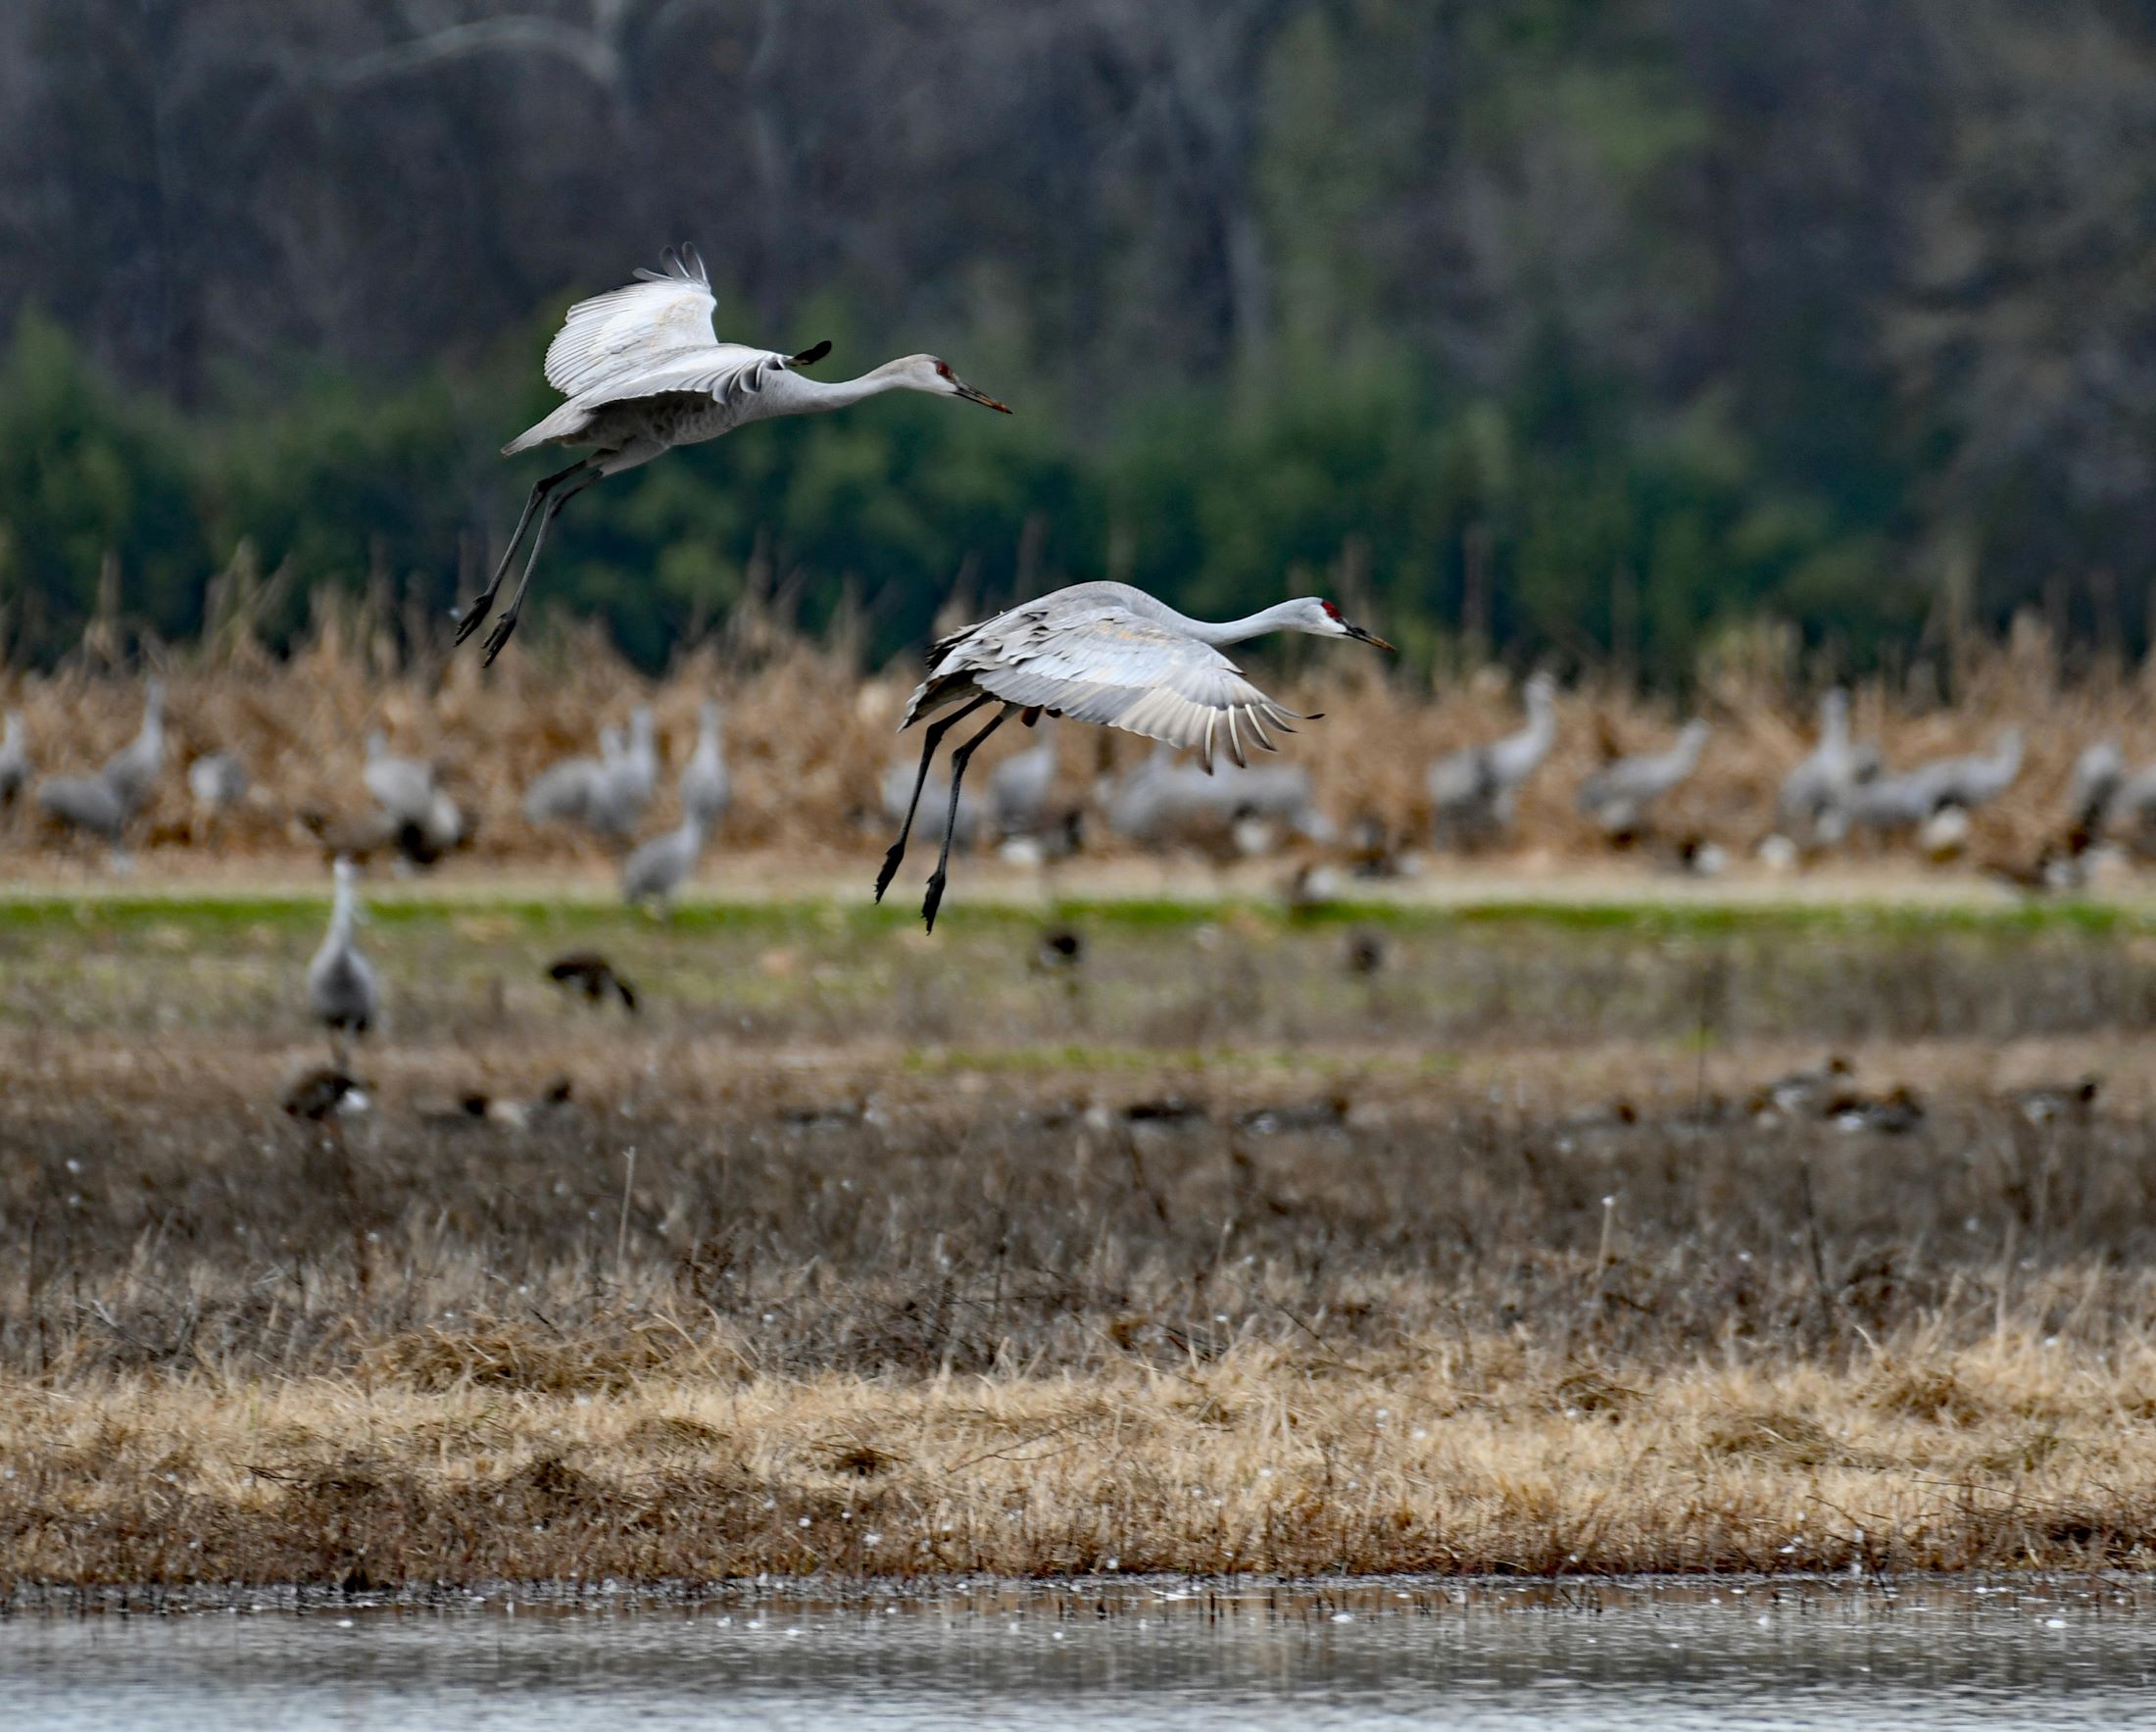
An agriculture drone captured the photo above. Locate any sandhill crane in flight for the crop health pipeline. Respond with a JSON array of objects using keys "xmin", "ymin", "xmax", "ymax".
[
  {"xmin": 461, "ymin": 245, "xmax": 1011, "ymax": 662},
  {"xmin": 879, "ymin": 580, "xmax": 1392, "ymax": 930}
]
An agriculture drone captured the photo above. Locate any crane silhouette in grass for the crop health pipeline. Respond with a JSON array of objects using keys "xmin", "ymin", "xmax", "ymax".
[{"xmin": 462, "ymin": 245, "xmax": 1010, "ymax": 663}]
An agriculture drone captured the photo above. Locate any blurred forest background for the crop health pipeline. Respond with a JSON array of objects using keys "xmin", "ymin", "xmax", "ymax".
[{"xmin": 3, "ymin": 0, "xmax": 2155, "ymax": 682}]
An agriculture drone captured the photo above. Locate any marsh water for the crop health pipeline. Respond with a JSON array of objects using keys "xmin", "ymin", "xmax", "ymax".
[{"xmin": 4, "ymin": 1579, "xmax": 2150, "ymax": 1729}]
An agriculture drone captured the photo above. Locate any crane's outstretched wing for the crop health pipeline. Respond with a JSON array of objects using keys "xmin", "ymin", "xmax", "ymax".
[
  {"xmin": 926, "ymin": 603, "xmax": 1306, "ymax": 772},
  {"xmin": 543, "ymin": 245, "xmax": 721, "ymax": 398}
]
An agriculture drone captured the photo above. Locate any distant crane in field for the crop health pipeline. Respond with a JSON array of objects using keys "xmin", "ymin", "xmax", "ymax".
[
  {"xmin": 100, "ymin": 678, "xmax": 166, "ymax": 818},
  {"xmin": 522, "ymin": 725, "xmax": 613, "ymax": 827},
  {"xmin": 679, "ymin": 699, "xmax": 731, "ymax": 830},
  {"xmin": 186, "ymin": 749, "xmax": 249, "ymax": 846},
  {"xmin": 878, "ymin": 580, "xmax": 1392, "ymax": 930},
  {"xmin": 364, "ymin": 730, "xmax": 464, "ymax": 864},
  {"xmin": 1778, "ymin": 688, "xmax": 1881, "ymax": 845},
  {"xmin": 1577, "ymin": 719, "xmax": 1710, "ymax": 837},
  {"xmin": 461, "ymin": 245, "xmax": 1011, "ymax": 662},
  {"xmin": 35, "ymin": 774, "xmax": 128, "ymax": 864},
  {"xmin": 0, "ymin": 711, "xmax": 28, "ymax": 807},
  {"xmin": 589, "ymin": 705, "xmax": 659, "ymax": 840},
  {"xmin": 621, "ymin": 809, "xmax": 707, "ymax": 911},
  {"xmin": 1427, "ymin": 671, "xmax": 1557, "ymax": 846},
  {"xmin": 307, "ymin": 857, "xmax": 379, "ymax": 1058}
]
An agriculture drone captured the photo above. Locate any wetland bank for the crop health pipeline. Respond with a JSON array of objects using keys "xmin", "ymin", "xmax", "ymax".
[{"xmin": 4, "ymin": 891, "xmax": 2156, "ymax": 1590}]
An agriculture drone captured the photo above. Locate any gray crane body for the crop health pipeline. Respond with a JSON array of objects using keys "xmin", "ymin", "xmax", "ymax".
[
  {"xmin": 100, "ymin": 679, "xmax": 165, "ymax": 817},
  {"xmin": 37, "ymin": 773, "xmax": 125, "ymax": 844},
  {"xmin": 1578, "ymin": 719, "xmax": 1710, "ymax": 832},
  {"xmin": 522, "ymin": 750, "xmax": 606, "ymax": 826},
  {"xmin": 1428, "ymin": 672, "xmax": 1557, "ymax": 838},
  {"xmin": 985, "ymin": 733, "xmax": 1056, "ymax": 838},
  {"xmin": 1779, "ymin": 689, "xmax": 1870, "ymax": 838},
  {"xmin": 680, "ymin": 701, "xmax": 731, "ymax": 829},
  {"xmin": 188, "ymin": 750, "xmax": 248, "ymax": 810},
  {"xmin": 590, "ymin": 707, "xmax": 658, "ymax": 839},
  {"xmin": 0, "ymin": 712, "xmax": 27, "ymax": 805},
  {"xmin": 308, "ymin": 859, "xmax": 380, "ymax": 1039},
  {"xmin": 365, "ymin": 731, "xmax": 463, "ymax": 852},
  {"xmin": 622, "ymin": 811, "xmax": 707, "ymax": 909}
]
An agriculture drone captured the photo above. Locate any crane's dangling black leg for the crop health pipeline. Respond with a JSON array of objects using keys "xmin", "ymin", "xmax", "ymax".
[
  {"xmin": 921, "ymin": 704, "xmax": 1012, "ymax": 933},
  {"xmin": 874, "ymin": 695, "xmax": 989, "ymax": 904},
  {"xmin": 479, "ymin": 466, "xmax": 603, "ymax": 665},
  {"xmin": 458, "ymin": 459, "xmax": 593, "ymax": 647}
]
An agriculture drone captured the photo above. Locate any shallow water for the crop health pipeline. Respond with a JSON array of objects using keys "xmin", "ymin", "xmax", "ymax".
[{"xmin": 6, "ymin": 1579, "xmax": 2151, "ymax": 1729}]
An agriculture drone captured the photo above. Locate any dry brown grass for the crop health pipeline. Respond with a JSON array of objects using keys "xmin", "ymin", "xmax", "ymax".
[
  {"xmin": 5, "ymin": 1019, "xmax": 2156, "ymax": 1581},
  {"xmin": 4, "ymin": 888, "xmax": 2156, "ymax": 1590},
  {"xmin": 6, "ymin": 1333, "xmax": 2153, "ymax": 1588},
  {"xmin": 6, "ymin": 607, "xmax": 2156, "ymax": 876}
]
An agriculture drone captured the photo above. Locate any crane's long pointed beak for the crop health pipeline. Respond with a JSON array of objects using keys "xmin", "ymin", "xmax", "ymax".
[
  {"xmin": 957, "ymin": 382, "xmax": 1012, "ymax": 414},
  {"xmin": 1346, "ymin": 620, "xmax": 1396, "ymax": 652}
]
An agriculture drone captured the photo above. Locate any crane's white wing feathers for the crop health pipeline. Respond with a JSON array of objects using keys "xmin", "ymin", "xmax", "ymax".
[
  {"xmin": 920, "ymin": 604, "xmax": 1304, "ymax": 771},
  {"xmin": 560, "ymin": 346, "xmax": 819, "ymax": 416},
  {"xmin": 544, "ymin": 250, "xmax": 721, "ymax": 397}
]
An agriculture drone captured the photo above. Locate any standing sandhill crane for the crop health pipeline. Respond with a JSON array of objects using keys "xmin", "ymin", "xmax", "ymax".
[
  {"xmin": 1577, "ymin": 719, "xmax": 1710, "ymax": 836},
  {"xmin": 188, "ymin": 750, "xmax": 248, "ymax": 815},
  {"xmin": 2107, "ymin": 759, "xmax": 2156, "ymax": 852},
  {"xmin": 522, "ymin": 727, "xmax": 612, "ymax": 826},
  {"xmin": 364, "ymin": 731, "xmax": 464, "ymax": 862},
  {"xmin": 1847, "ymin": 728, "xmax": 2023, "ymax": 853},
  {"xmin": 622, "ymin": 810, "xmax": 707, "ymax": 910},
  {"xmin": 1105, "ymin": 748, "xmax": 1332, "ymax": 856},
  {"xmin": 307, "ymin": 858, "xmax": 379, "ymax": 1058},
  {"xmin": 1426, "ymin": 671, "xmax": 1557, "ymax": 846},
  {"xmin": 986, "ymin": 731, "xmax": 1058, "ymax": 840},
  {"xmin": 186, "ymin": 750, "xmax": 249, "ymax": 847},
  {"xmin": 35, "ymin": 774, "xmax": 128, "ymax": 865},
  {"xmin": 100, "ymin": 678, "xmax": 166, "ymax": 818},
  {"xmin": 1918, "ymin": 727, "xmax": 2024, "ymax": 813},
  {"xmin": 1778, "ymin": 689, "xmax": 1877, "ymax": 842},
  {"xmin": 2069, "ymin": 740, "xmax": 2125, "ymax": 839},
  {"xmin": 878, "ymin": 581, "xmax": 1392, "ymax": 929},
  {"xmin": 679, "ymin": 699, "xmax": 731, "ymax": 830},
  {"xmin": 589, "ymin": 706, "xmax": 658, "ymax": 841},
  {"xmin": 0, "ymin": 711, "xmax": 28, "ymax": 807},
  {"xmin": 459, "ymin": 245, "xmax": 1011, "ymax": 663}
]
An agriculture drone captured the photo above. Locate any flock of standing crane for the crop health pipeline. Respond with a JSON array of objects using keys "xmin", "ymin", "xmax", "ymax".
[{"xmin": 4, "ymin": 666, "xmax": 2145, "ymax": 894}]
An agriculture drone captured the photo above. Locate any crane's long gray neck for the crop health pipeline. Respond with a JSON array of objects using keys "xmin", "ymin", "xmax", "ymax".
[
  {"xmin": 791, "ymin": 365, "xmax": 918, "ymax": 413},
  {"xmin": 327, "ymin": 878, "xmax": 358, "ymax": 947},
  {"xmin": 1167, "ymin": 600, "xmax": 1316, "ymax": 647}
]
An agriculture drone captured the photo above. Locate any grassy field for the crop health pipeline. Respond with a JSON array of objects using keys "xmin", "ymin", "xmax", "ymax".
[{"xmin": 3, "ymin": 889, "xmax": 2155, "ymax": 1588}]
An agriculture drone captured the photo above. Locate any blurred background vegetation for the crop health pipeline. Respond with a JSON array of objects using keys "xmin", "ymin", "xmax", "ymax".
[{"xmin": 1, "ymin": 0, "xmax": 2153, "ymax": 683}]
